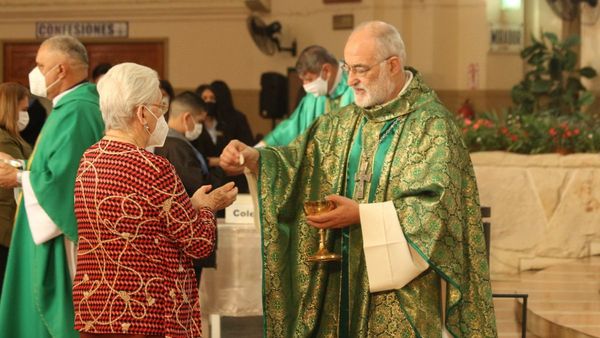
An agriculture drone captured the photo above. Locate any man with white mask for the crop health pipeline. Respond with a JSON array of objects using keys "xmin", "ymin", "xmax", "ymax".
[
  {"xmin": 154, "ymin": 91, "xmax": 221, "ymax": 198},
  {"xmin": 259, "ymin": 45, "xmax": 354, "ymax": 146},
  {"xmin": 0, "ymin": 35, "xmax": 104, "ymax": 338}
]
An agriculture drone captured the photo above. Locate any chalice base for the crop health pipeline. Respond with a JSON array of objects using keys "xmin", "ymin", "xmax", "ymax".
[{"xmin": 307, "ymin": 247, "xmax": 341, "ymax": 262}]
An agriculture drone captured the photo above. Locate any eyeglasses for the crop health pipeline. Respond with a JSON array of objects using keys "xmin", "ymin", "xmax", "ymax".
[
  {"xmin": 145, "ymin": 102, "xmax": 169, "ymax": 116},
  {"xmin": 341, "ymin": 56, "xmax": 394, "ymax": 76}
]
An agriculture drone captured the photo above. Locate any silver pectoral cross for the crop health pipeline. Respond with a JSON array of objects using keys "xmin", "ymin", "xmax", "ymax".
[{"xmin": 354, "ymin": 158, "xmax": 372, "ymax": 199}]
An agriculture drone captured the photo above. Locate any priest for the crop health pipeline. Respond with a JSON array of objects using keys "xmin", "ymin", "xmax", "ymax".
[
  {"xmin": 0, "ymin": 35, "xmax": 104, "ymax": 338},
  {"xmin": 221, "ymin": 21, "xmax": 497, "ymax": 337},
  {"xmin": 259, "ymin": 45, "xmax": 354, "ymax": 146}
]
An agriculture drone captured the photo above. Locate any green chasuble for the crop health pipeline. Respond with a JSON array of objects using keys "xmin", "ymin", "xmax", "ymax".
[
  {"xmin": 256, "ymin": 70, "xmax": 497, "ymax": 337},
  {"xmin": 262, "ymin": 70, "xmax": 354, "ymax": 146},
  {"xmin": 0, "ymin": 83, "xmax": 104, "ymax": 338}
]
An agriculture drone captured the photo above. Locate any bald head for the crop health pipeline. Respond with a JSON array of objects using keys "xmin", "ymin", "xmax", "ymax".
[
  {"xmin": 347, "ymin": 21, "xmax": 406, "ymax": 64},
  {"xmin": 35, "ymin": 35, "xmax": 89, "ymax": 99},
  {"xmin": 41, "ymin": 35, "xmax": 89, "ymax": 66}
]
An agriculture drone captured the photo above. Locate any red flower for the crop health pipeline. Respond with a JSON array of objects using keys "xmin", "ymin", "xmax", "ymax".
[
  {"xmin": 574, "ymin": 128, "xmax": 580, "ymax": 135},
  {"xmin": 464, "ymin": 118, "xmax": 473, "ymax": 126},
  {"xmin": 549, "ymin": 128, "xmax": 557, "ymax": 136},
  {"xmin": 510, "ymin": 135, "xmax": 518, "ymax": 142},
  {"xmin": 500, "ymin": 127, "xmax": 509, "ymax": 135}
]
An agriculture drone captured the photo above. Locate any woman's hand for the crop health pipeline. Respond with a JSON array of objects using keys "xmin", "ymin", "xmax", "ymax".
[{"xmin": 191, "ymin": 182, "xmax": 238, "ymax": 212}]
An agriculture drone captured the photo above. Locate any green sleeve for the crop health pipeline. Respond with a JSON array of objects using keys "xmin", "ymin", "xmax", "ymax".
[
  {"xmin": 262, "ymin": 94, "xmax": 326, "ymax": 146},
  {"xmin": 29, "ymin": 100, "xmax": 104, "ymax": 242}
]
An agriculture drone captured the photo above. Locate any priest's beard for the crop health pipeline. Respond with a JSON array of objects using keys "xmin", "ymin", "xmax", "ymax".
[{"xmin": 353, "ymin": 67, "xmax": 396, "ymax": 108}]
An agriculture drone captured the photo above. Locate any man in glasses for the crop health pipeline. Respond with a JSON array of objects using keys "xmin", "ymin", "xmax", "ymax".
[
  {"xmin": 0, "ymin": 35, "xmax": 104, "ymax": 338},
  {"xmin": 259, "ymin": 45, "xmax": 354, "ymax": 146},
  {"xmin": 221, "ymin": 21, "xmax": 497, "ymax": 337}
]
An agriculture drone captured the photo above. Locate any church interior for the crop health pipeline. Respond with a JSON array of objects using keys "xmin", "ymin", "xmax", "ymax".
[{"xmin": 0, "ymin": 0, "xmax": 599, "ymax": 337}]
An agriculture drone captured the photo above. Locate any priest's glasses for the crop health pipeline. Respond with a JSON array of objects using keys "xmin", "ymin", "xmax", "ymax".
[{"xmin": 303, "ymin": 200, "xmax": 342, "ymax": 262}]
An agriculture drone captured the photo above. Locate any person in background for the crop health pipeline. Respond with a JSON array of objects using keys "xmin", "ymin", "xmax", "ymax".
[
  {"xmin": 258, "ymin": 45, "xmax": 354, "ymax": 147},
  {"xmin": 155, "ymin": 91, "xmax": 228, "ymax": 283},
  {"xmin": 73, "ymin": 62, "xmax": 237, "ymax": 338},
  {"xmin": 196, "ymin": 83, "xmax": 216, "ymax": 103},
  {"xmin": 210, "ymin": 80, "xmax": 254, "ymax": 145},
  {"xmin": 20, "ymin": 96, "xmax": 47, "ymax": 146},
  {"xmin": 191, "ymin": 101, "xmax": 225, "ymax": 168},
  {"xmin": 91, "ymin": 62, "xmax": 112, "ymax": 83},
  {"xmin": 155, "ymin": 91, "xmax": 222, "ymax": 196},
  {"xmin": 0, "ymin": 34, "xmax": 105, "ymax": 338},
  {"xmin": 159, "ymin": 79, "xmax": 175, "ymax": 120},
  {"xmin": 0, "ymin": 83, "xmax": 32, "ymax": 298},
  {"xmin": 210, "ymin": 80, "xmax": 252, "ymax": 193}
]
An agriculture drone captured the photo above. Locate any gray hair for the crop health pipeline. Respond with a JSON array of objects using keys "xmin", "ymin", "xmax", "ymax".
[
  {"xmin": 295, "ymin": 45, "xmax": 338, "ymax": 75},
  {"xmin": 97, "ymin": 62, "xmax": 161, "ymax": 131},
  {"xmin": 353, "ymin": 21, "xmax": 407, "ymax": 64},
  {"xmin": 41, "ymin": 35, "xmax": 89, "ymax": 66}
]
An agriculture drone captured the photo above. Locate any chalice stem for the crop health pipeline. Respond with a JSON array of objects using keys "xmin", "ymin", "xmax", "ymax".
[{"xmin": 319, "ymin": 229, "xmax": 326, "ymax": 250}]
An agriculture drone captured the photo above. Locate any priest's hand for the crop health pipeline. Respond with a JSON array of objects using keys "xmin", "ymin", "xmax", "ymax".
[
  {"xmin": 0, "ymin": 162, "xmax": 18, "ymax": 189},
  {"xmin": 306, "ymin": 195, "xmax": 360, "ymax": 229},
  {"xmin": 220, "ymin": 140, "xmax": 259, "ymax": 175}
]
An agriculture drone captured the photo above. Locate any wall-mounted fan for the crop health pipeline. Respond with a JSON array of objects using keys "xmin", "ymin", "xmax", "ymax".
[
  {"xmin": 546, "ymin": 0, "xmax": 598, "ymax": 21},
  {"xmin": 247, "ymin": 15, "xmax": 297, "ymax": 57}
]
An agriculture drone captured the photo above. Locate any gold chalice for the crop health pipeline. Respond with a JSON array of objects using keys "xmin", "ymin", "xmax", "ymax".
[{"xmin": 303, "ymin": 200, "xmax": 341, "ymax": 262}]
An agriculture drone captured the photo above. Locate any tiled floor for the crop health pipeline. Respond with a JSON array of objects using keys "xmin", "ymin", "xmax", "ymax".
[{"xmin": 213, "ymin": 256, "xmax": 600, "ymax": 338}]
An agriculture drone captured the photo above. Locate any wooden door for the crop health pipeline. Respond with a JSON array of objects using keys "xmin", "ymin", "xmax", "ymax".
[{"xmin": 2, "ymin": 40, "xmax": 165, "ymax": 86}]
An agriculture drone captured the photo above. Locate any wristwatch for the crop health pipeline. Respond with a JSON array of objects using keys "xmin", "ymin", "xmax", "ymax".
[{"xmin": 16, "ymin": 170, "xmax": 22, "ymax": 186}]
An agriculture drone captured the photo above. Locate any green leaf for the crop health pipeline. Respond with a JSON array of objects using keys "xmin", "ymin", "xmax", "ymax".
[
  {"xmin": 579, "ymin": 67, "xmax": 597, "ymax": 78},
  {"xmin": 564, "ymin": 50, "xmax": 577, "ymax": 70},
  {"xmin": 562, "ymin": 35, "xmax": 581, "ymax": 49},
  {"xmin": 531, "ymin": 79, "xmax": 552, "ymax": 93},
  {"xmin": 543, "ymin": 32, "xmax": 559, "ymax": 45},
  {"xmin": 578, "ymin": 91, "xmax": 595, "ymax": 106}
]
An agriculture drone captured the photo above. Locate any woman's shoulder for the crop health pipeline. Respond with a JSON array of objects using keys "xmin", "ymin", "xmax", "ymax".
[{"xmin": 0, "ymin": 129, "xmax": 23, "ymax": 149}]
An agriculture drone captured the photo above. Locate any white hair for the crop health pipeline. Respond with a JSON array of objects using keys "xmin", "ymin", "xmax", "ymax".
[
  {"xmin": 354, "ymin": 21, "xmax": 407, "ymax": 64},
  {"xmin": 97, "ymin": 62, "xmax": 160, "ymax": 131}
]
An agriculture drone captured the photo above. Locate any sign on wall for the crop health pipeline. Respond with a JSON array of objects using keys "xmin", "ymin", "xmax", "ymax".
[
  {"xmin": 36, "ymin": 21, "xmax": 128, "ymax": 39},
  {"xmin": 489, "ymin": 24, "xmax": 523, "ymax": 53}
]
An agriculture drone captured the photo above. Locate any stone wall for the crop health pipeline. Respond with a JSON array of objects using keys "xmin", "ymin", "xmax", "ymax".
[{"xmin": 472, "ymin": 151, "xmax": 600, "ymax": 277}]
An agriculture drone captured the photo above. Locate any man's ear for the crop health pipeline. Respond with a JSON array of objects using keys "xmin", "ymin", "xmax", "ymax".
[
  {"xmin": 322, "ymin": 63, "xmax": 333, "ymax": 78},
  {"xmin": 56, "ymin": 63, "xmax": 68, "ymax": 79},
  {"xmin": 388, "ymin": 56, "xmax": 403, "ymax": 75}
]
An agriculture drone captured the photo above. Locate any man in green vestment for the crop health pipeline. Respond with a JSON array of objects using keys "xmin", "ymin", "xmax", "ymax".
[
  {"xmin": 221, "ymin": 21, "xmax": 497, "ymax": 337},
  {"xmin": 0, "ymin": 35, "xmax": 104, "ymax": 338},
  {"xmin": 259, "ymin": 45, "xmax": 354, "ymax": 147}
]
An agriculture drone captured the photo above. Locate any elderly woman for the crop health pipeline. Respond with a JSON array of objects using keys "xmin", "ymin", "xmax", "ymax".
[{"xmin": 72, "ymin": 63, "xmax": 237, "ymax": 338}]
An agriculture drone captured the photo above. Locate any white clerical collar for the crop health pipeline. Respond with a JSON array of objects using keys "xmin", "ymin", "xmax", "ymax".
[
  {"xmin": 52, "ymin": 82, "xmax": 85, "ymax": 107},
  {"xmin": 328, "ymin": 62, "xmax": 343, "ymax": 96},
  {"xmin": 398, "ymin": 70, "xmax": 414, "ymax": 97}
]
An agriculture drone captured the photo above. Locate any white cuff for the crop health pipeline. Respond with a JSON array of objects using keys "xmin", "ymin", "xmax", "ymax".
[
  {"xmin": 22, "ymin": 171, "xmax": 62, "ymax": 244},
  {"xmin": 359, "ymin": 201, "xmax": 429, "ymax": 292}
]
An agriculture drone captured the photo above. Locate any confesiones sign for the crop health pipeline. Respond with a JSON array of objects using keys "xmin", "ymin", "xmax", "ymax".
[{"xmin": 36, "ymin": 22, "xmax": 129, "ymax": 39}]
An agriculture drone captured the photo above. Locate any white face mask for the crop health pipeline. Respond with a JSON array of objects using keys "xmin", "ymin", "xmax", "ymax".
[
  {"xmin": 185, "ymin": 122, "xmax": 203, "ymax": 141},
  {"xmin": 143, "ymin": 106, "xmax": 169, "ymax": 148},
  {"xmin": 303, "ymin": 73, "xmax": 328, "ymax": 97},
  {"xmin": 28, "ymin": 65, "xmax": 61, "ymax": 98},
  {"xmin": 17, "ymin": 111, "xmax": 29, "ymax": 131}
]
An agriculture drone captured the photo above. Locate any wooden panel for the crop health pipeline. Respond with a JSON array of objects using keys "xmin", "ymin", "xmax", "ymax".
[
  {"xmin": 3, "ymin": 43, "xmax": 39, "ymax": 86},
  {"xmin": 2, "ymin": 40, "xmax": 165, "ymax": 86}
]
